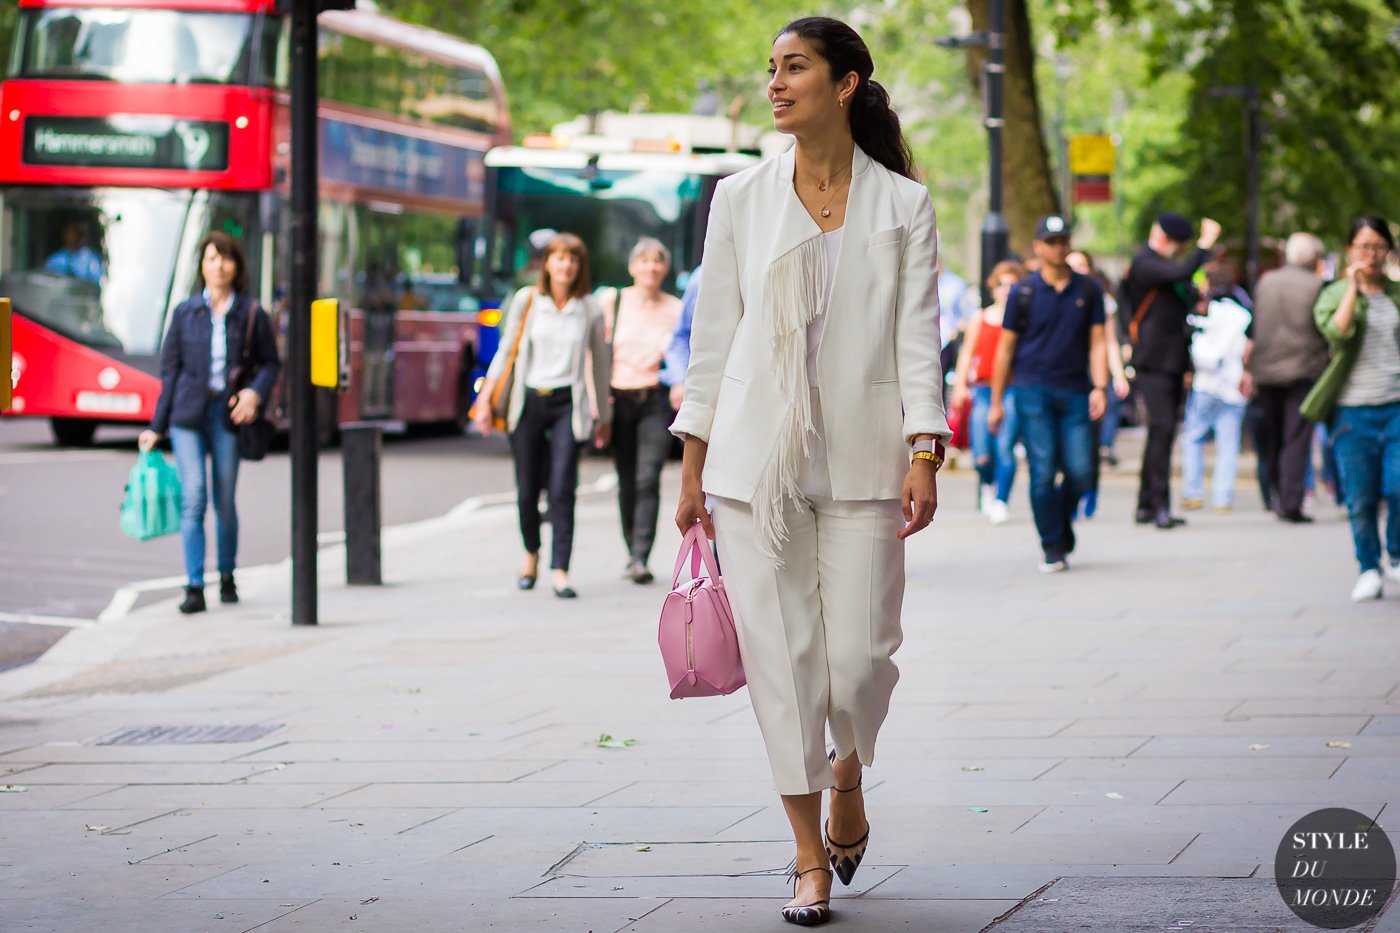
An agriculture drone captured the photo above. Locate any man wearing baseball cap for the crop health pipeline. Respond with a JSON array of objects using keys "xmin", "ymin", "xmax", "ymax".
[
  {"xmin": 988, "ymin": 214, "xmax": 1108, "ymax": 573},
  {"xmin": 1122, "ymin": 211, "xmax": 1222, "ymax": 529}
]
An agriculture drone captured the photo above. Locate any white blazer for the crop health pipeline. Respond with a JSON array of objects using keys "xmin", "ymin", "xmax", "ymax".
[{"xmin": 671, "ymin": 145, "xmax": 949, "ymax": 508}]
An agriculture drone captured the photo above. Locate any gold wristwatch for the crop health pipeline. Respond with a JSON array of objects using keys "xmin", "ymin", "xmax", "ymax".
[{"xmin": 911, "ymin": 439, "xmax": 944, "ymax": 471}]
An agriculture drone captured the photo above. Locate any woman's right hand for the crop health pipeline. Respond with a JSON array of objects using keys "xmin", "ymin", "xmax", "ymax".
[
  {"xmin": 137, "ymin": 430, "xmax": 162, "ymax": 452},
  {"xmin": 986, "ymin": 401, "xmax": 1004, "ymax": 435},
  {"xmin": 470, "ymin": 405, "xmax": 493, "ymax": 437},
  {"xmin": 675, "ymin": 480, "xmax": 714, "ymax": 540},
  {"xmin": 1346, "ymin": 262, "xmax": 1367, "ymax": 288}
]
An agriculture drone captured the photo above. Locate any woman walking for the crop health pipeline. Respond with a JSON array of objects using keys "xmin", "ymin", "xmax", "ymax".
[
  {"xmin": 138, "ymin": 232, "xmax": 279, "ymax": 614},
  {"xmin": 604, "ymin": 238, "xmax": 683, "ymax": 584},
  {"xmin": 672, "ymin": 18, "xmax": 948, "ymax": 925},
  {"xmin": 950, "ymin": 259, "xmax": 1025, "ymax": 524},
  {"xmin": 1304, "ymin": 216, "xmax": 1400, "ymax": 601},
  {"xmin": 473, "ymin": 233, "xmax": 611, "ymax": 599}
]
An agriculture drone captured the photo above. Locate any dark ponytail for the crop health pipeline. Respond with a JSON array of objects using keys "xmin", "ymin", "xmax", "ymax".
[{"xmin": 778, "ymin": 17, "xmax": 915, "ymax": 180}]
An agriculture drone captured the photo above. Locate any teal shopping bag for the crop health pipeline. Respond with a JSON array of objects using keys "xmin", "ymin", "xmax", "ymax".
[{"xmin": 119, "ymin": 451, "xmax": 183, "ymax": 541}]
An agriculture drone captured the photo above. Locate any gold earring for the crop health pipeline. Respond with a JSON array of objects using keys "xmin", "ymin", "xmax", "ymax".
[{"xmin": 839, "ymin": 98, "xmax": 846, "ymax": 107}]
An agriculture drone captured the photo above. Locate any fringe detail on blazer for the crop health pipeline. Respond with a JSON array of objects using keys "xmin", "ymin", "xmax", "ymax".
[{"xmin": 753, "ymin": 235, "xmax": 827, "ymax": 566}]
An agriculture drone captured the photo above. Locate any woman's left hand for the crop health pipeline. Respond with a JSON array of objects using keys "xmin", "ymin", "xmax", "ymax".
[
  {"xmin": 228, "ymin": 388, "xmax": 260, "ymax": 425},
  {"xmin": 897, "ymin": 461, "xmax": 938, "ymax": 540},
  {"xmin": 593, "ymin": 421, "xmax": 612, "ymax": 449}
]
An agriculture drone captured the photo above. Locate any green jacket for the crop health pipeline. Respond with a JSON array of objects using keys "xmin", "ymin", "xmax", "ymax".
[{"xmin": 1300, "ymin": 277, "xmax": 1400, "ymax": 423}]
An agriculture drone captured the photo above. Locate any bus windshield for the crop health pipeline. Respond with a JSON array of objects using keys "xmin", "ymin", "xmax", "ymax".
[
  {"xmin": 14, "ymin": 8, "xmax": 257, "ymax": 85},
  {"xmin": 492, "ymin": 165, "xmax": 703, "ymax": 294},
  {"xmin": 0, "ymin": 188, "xmax": 258, "ymax": 357}
]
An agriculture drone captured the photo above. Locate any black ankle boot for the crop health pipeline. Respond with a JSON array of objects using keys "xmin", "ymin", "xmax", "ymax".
[
  {"xmin": 220, "ymin": 573, "xmax": 239, "ymax": 604},
  {"xmin": 178, "ymin": 586, "xmax": 206, "ymax": 615}
]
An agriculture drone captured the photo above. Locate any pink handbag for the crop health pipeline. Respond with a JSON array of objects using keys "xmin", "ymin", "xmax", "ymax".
[{"xmin": 658, "ymin": 522, "xmax": 745, "ymax": 699}]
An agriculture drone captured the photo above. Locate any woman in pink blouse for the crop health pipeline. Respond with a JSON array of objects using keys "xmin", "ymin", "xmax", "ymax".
[{"xmin": 603, "ymin": 238, "xmax": 684, "ymax": 583}]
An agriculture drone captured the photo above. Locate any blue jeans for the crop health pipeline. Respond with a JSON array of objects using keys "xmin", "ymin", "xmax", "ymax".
[
  {"xmin": 971, "ymin": 385, "xmax": 1020, "ymax": 502},
  {"xmin": 1180, "ymin": 390, "xmax": 1246, "ymax": 507},
  {"xmin": 1017, "ymin": 385, "xmax": 1094, "ymax": 561},
  {"xmin": 1099, "ymin": 389, "xmax": 1122, "ymax": 451},
  {"xmin": 170, "ymin": 398, "xmax": 241, "ymax": 587},
  {"xmin": 1331, "ymin": 402, "xmax": 1400, "ymax": 573}
]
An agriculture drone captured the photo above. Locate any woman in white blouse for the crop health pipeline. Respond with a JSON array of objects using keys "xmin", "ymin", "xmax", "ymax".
[{"xmin": 474, "ymin": 233, "xmax": 611, "ymax": 598}]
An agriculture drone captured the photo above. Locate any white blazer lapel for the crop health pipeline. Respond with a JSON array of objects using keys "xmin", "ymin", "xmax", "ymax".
[{"xmin": 765, "ymin": 148, "xmax": 822, "ymax": 266}]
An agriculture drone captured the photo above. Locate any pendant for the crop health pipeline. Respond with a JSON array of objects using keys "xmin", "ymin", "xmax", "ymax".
[
  {"xmin": 820, "ymin": 207, "xmax": 831, "ymax": 218},
  {"xmin": 818, "ymin": 180, "xmax": 828, "ymax": 191}
]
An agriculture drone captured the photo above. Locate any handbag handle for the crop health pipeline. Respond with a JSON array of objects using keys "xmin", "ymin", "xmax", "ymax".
[{"xmin": 672, "ymin": 520, "xmax": 721, "ymax": 586}]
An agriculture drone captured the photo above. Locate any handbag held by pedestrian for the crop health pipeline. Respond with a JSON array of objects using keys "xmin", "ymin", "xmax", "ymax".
[
  {"xmin": 223, "ymin": 303, "xmax": 275, "ymax": 461},
  {"xmin": 470, "ymin": 290, "xmax": 535, "ymax": 431},
  {"xmin": 658, "ymin": 521, "xmax": 745, "ymax": 699},
  {"xmin": 119, "ymin": 450, "xmax": 183, "ymax": 541}
]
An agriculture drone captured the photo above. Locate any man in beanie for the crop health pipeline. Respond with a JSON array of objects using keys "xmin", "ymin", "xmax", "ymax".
[
  {"xmin": 1122, "ymin": 211, "xmax": 1222, "ymax": 529},
  {"xmin": 989, "ymin": 215, "xmax": 1108, "ymax": 573}
]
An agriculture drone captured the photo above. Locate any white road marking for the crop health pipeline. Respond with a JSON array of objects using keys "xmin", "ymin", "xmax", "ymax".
[
  {"xmin": 0, "ymin": 612, "xmax": 96, "ymax": 629},
  {"xmin": 0, "ymin": 451, "xmax": 125, "ymax": 466}
]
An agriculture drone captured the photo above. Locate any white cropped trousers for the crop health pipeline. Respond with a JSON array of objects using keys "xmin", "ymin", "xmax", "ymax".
[{"xmin": 710, "ymin": 493, "xmax": 906, "ymax": 795}]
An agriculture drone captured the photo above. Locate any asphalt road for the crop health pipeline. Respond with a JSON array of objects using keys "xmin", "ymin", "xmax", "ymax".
[{"xmin": 0, "ymin": 417, "xmax": 614, "ymax": 670}]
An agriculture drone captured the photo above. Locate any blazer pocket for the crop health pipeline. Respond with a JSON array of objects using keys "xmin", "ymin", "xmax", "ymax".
[
  {"xmin": 722, "ymin": 372, "xmax": 746, "ymax": 385},
  {"xmin": 867, "ymin": 226, "xmax": 905, "ymax": 249},
  {"xmin": 869, "ymin": 377, "xmax": 898, "ymax": 386}
]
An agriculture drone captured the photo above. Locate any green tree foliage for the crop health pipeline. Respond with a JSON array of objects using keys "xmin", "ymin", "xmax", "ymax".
[
  {"xmin": 1048, "ymin": 0, "xmax": 1400, "ymax": 253},
  {"xmin": 382, "ymin": 0, "xmax": 789, "ymax": 138}
]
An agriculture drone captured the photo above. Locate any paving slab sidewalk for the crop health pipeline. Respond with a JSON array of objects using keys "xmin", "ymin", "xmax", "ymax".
[{"xmin": 1, "ymin": 458, "xmax": 1397, "ymax": 933}]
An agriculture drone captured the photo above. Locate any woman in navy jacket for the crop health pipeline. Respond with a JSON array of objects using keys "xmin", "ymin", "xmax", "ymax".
[{"xmin": 138, "ymin": 232, "xmax": 279, "ymax": 614}]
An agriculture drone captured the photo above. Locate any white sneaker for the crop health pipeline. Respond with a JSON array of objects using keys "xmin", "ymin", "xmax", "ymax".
[
  {"xmin": 1039, "ymin": 559, "xmax": 1068, "ymax": 574},
  {"xmin": 1386, "ymin": 562, "xmax": 1400, "ymax": 586},
  {"xmin": 1350, "ymin": 570, "xmax": 1383, "ymax": 602},
  {"xmin": 979, "ymin": 485, "xmax": 995, "ymax": 515},
  {"xmin": 987, "ymin": 499, "xmax": 1010, "ymax": 525}
]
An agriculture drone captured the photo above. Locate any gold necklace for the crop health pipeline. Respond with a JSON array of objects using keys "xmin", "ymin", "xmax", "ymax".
[
  {"xmin": 815, "ymin": 173, "xmax": 850, "ymax": 218},
  {"xmin": 801, "ymin": 163, "xmax": 850, "ymax": 193}
]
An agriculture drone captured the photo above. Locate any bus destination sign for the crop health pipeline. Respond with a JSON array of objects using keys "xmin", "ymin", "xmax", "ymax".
[{"xmin": 23, "ymin": 116, "xmax": 230, "ymax": 171}]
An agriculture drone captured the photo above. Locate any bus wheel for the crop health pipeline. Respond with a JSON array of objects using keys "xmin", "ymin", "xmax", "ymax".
[
  {"xmin": 454, "ymin": 349, "xmax": 477, "ymax": 434},
  {"xmin": 51, "ymin": 417, "xmax": 97, "ymax": 447}
]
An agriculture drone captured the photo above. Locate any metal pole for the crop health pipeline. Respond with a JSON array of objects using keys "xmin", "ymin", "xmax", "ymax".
[
  {"xmin": 980, "ymin": 0, "xmax": 1010, "ymax": 308},
  {"xmin": 342, "ymin": 423, "xmax": 383, "ymax": 586},
  {"xmin": 289, "ymin": 0, "xmax": 318, "ymax": 626},
  {"xmin": 1244, "ymin": 87, "xmax": 1261, "ymax": 292}
]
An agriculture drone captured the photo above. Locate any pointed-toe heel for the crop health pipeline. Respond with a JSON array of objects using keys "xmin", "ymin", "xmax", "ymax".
[
  {"xmin": 824, "ymin": 750, "xmax": 870, "ymax": 886},
  {"xmin": 781, "ymin": 866, "xmax": 832, "ymax": 926}
]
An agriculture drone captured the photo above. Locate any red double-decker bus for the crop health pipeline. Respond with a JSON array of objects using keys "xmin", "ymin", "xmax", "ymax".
[{"xmin": 0, "ymin": 0, "xmax": 509, "ymax": 445}]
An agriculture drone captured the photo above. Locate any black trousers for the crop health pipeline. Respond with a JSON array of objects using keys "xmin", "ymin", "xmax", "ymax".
[
  {"xmin": 612, "ymin": 386, "xmax": 672, "ymax": 565},
  {"xmin": 1255, "ymin": 381, "xmax": 1315, "ymax": 516},
  {"xmin": 1135, "ymin": 370, "xmax": 1186, "ymax": 513},
  {"xmin": 510, "ymin": 388, "xmax": 581, "ymax": 571}
]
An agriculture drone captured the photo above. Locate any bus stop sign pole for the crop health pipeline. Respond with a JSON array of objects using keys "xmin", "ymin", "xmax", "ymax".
[{"xmin": 289, "ymin": 0, "xmax": 320, "ymax": 626}]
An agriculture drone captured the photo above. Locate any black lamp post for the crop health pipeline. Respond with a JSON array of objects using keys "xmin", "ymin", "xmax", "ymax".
[{"xmin": 937, "ymin": 0, "xmax": 1009, "ymax": 307}]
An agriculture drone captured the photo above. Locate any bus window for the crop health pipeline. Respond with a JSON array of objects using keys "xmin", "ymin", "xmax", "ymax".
[
  {"xmin": 0, "ymin": 189, "xmax": 258, "ymax": 357},
  {"xmin": 15, "ymin": 8, "xmax": 258, "ymax": 85},
  {"xmin": 493, "ymin": 165, "xmax": 700, "ymax": 293}
]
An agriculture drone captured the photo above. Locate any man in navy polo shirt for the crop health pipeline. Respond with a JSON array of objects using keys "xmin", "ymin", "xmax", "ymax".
[{"xmin": 988, "ymin": 215, "xmax": 1109, "ymax": 572}]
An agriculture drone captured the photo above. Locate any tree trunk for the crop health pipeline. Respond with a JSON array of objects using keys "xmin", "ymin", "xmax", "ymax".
[{"xmin": 965, "ymin": 0, "xmax": 1059, "ymax": 257}]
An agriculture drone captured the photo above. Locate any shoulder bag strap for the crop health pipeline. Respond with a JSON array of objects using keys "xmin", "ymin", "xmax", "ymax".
[
  {"xmin": 488, "ymin": 290, "xmax": 535, "ymax": 410},
  {"xmin": 1129, "ymin": 288, "xmax": 1159, "ymax": 344}
]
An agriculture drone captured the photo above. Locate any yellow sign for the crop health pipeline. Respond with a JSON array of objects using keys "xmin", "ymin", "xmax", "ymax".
[
  {"xmin": 1069, "ymin": 134, "xmax": 1115, "ymax": 176},
  {"xmin": 0, "ymin": 298, "xmax": 11, "ymax": 410},
  {"xmin": 310, "ymin": 298, "xmax": 341, "ymax": 389}
]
